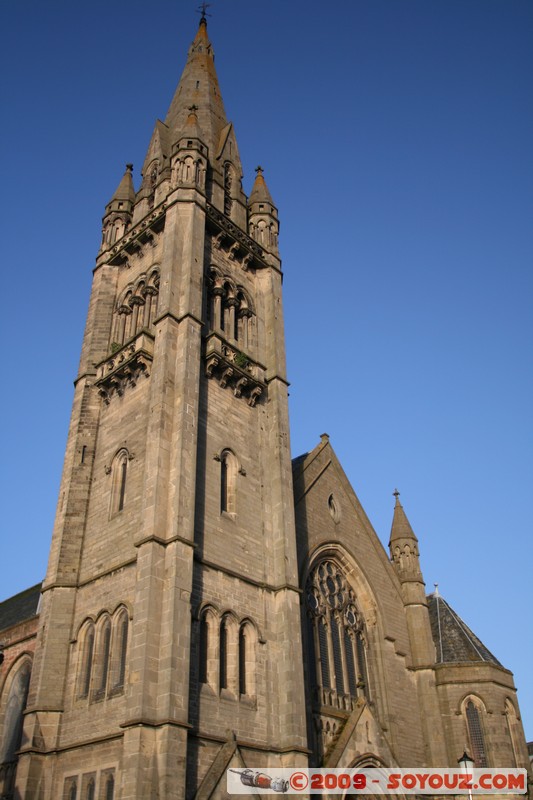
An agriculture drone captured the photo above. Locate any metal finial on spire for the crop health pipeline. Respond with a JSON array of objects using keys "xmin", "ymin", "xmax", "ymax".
[
  {"xmin": 126, "ymin": 163, "xmax": 133, "ymax": 173},
  {"xmin": 434, "ymin": 583, "xmax": 440, "ymax": 597},
  {"xmin": 393, "ymin": 488, "xmax": 400, "ymax": 500},
  {"xmin": 255, "ymin": 166, "xmax": 264, "ymax": 176},
  {"xmin": 197, "ymin": 2, "xmax": 211, "ymax": 22}
]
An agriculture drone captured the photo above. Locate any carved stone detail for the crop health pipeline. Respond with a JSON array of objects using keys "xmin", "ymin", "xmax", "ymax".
[
  {"xmin": 204, "ymin": 333, "xmax": 266, "ymax": 407},
  {"xmin": 206, "ymin": 203, "xmax": 267, "ymax": 269},
  {"xmin": 96, "ymin": 333, "xmax": 154, "ymax": 404}
]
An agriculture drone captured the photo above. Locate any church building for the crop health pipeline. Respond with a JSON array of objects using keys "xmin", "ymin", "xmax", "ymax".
[{"xmin": 0, "ymin": 14, "xmax": 530, "ymax": 800}]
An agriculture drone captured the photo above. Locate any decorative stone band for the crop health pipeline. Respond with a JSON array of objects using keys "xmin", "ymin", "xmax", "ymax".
[
  {"xmin": 204, "ymin": 333, "xmax": 266, "ymax": 407},
  {"xmin": 95, "ymin": 332, "xmax": 154, "ymax": 404},
  {"xmin": 206, "ymin": 203, "xmax": 267, "ymax": 270}
]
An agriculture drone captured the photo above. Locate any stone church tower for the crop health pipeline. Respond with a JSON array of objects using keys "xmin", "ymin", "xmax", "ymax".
[
  {"xmin": 14, "ymin": 14, "xmax": 307, "ymax": 799},
  {"xmin": 1, "ymin": 13, "xmax": 531, "ymax": 800}
]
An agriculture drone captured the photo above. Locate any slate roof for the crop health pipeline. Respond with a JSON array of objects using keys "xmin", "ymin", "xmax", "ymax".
[
  {"xmin": 427, "ymin": 591, "xmax": 502, "ymax": 666},
  {"xmin": 0, "ymin": 583, "xmax": 42, "ymax": 632}
]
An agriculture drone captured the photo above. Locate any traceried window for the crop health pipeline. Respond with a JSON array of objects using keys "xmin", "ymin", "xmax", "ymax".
[
  {"xmin": 306, "ymin": 560, "xmax": 370, "ymax": 705},
  {"xmin": 465, "ymin": 699, "xmax": 488, "ymax": 767}
]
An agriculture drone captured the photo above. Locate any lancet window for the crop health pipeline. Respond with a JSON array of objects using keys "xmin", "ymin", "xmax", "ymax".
[
  {"xmin": 220, "ymin": 449, "xmax": 238, "ymax": 515},
  {"xmin": 110, "ymin": 449, "xmax": 130, "ymax": 517},
  {"xmin": 306, "ymin": 560, "xmax": 370, "ymax": 706},
  {"xmin": 76, "ymin": 608, "xmax": 129, "ymax": 702},
  {"xmin": 113, "ymin": 269, "xmax": 160, "ymax": 348},
  {"xmin": 198, "ymin": 608, "xmax": 256, "ymax": 700},
  {"xmin": 465, "ymin": 699, "xmax": 488, "ymax": 767}
]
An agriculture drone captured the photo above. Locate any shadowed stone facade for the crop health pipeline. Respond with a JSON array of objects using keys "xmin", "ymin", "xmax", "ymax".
[{"xmin": 0, "ymin": 16, "xmax": 530, "ymax": 800}]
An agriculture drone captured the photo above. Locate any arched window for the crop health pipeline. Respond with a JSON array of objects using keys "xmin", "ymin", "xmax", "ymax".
[
  {"xmin": 110, "ymin": 449, "xmax": 129, "ymax": 516},
  {"xmin": 238, "ymin": 622, "xmax": 257, "ymax": 697},
  {"xmin": 198, "ymin": 608, "xmax": 217, "ymax": 690},
  {"xmin": 105, "ymin": 774, "xmax": 115, "ymax": 800},
  {"xmin": 95, "ymin": 617, "xmax": 112, "ymax": 699},
  {"xmin": 306, "ymin": 560, "xmax": 370, "ymax": 706},
  {"xmin": 85, "ymin": 778, "xmax": 95, "ymax": 800},
  {"xmin": 65, "ymin": 778, "xmax": 77, "ymax": 800},
  {"xmin": 220, "ymin": 450, "xmax": 238, "ymax": 515},
  {"xmin": 465, "ymin": 699, "xmax": 488, "ymax": 767},
  {"xmin": 78, "ymin": 623, "xmax": 95, "ymax": 699},
  {"xmin": 0, "ymin": 658, "xmax": 32, "ymax": 771},
  {"xmin": 199, "ymin": 614, "xmax": 209, "ymax": 684},
  {"xmin": 111, "ymin": 608, "xmax": 129, "ymax": 692},
  {"xmin": 219, "ymin": 618, "xmax": 228, "ymax": 691},
  {"xmin": 505, "ymin": 699, "xmax": 521, "ymax": 767}
]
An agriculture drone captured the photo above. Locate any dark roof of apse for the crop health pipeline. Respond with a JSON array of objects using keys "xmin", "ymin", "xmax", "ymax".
[
  {"xmin": 427, "ymin": 592, "xmax": 502, "ymax": 666},
  {"xmin": 0, "ymin": 583, "xmax": 42, "ymax": 632}
]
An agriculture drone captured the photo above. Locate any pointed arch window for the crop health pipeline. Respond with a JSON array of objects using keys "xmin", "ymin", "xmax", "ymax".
[
  {"xmin": 110, "ymin": 449, "xmax": 129, "ymax": 516},
  {"xmin": 306, "ymin": 560, "xmax": 370, "ymax": 707},
  {"xmin": 95, "ymin": 617, "xmax": 112, "ymax": 699},
  {"xmin": 85, "ymin": 778, "xmax": 95, "ymax": 800},
  {"xmin": 199, "ymin": 615, "xmax": 209, "ymax": 685},
  {"xmin": 238, "ymin": 622, "xmax": 256, "ymax": 697},
  {"xmin": 465, "ymin": 699, "xmax": 488, "ymax": 767},
  {"xmin": 220, "ymin": 449, "xmax": 238, "ymax": 515},
  {"xmin": 219, "ymin": 618, "xmax": 228, "ymax": 691},
  {"xmin": 78, "ymin": 623, "xmax": 95, "ymax": 699},
  {"xmin": 104, "ymin": 774, "xmax": 115, "ymax": 800},
  {"xmin": 110, "ymin": 608, "xmax": 129, "ymax": 692}
]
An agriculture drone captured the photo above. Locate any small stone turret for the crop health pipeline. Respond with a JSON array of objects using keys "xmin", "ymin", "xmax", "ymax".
[
  {"xmin": 248, "ymin": 166, "xmax": 279, "ymax": 255},
  {"xmin": 389, "ymin": 489, "xmax": 423, "ymax": 582},
  {"xmin": 100, "ymin": 164, "xmax": 135, "ymax": 252},
  {"xmin": 389, "ymin": 490, "xmax": 435, "ymax": 666}
]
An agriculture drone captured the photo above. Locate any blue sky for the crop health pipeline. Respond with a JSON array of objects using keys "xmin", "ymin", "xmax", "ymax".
[{"xmin": 1, "ymin": 1, "xmax": 532, "ymax": 741}]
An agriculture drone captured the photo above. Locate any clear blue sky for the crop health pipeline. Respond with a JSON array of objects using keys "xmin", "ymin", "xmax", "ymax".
[{"xmin": 1, "ymin": 0, "xmax": 532, "ymax": 741}]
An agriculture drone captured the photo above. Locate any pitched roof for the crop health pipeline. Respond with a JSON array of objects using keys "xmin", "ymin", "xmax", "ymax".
[
  {"xmin": 427, "ymin": 591, "xmax": 502, "ymax": 666},
  {"xmin": 0, "ymin": 583, "xmax": 41, "ymax": 632}
]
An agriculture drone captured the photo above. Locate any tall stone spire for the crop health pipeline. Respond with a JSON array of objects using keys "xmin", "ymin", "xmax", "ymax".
[{"xmin": 165, "ymin": 16, "xmax": 228, "ymax": 155}]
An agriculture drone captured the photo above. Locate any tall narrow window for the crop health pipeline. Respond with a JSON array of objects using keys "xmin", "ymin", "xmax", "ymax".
[
  {"xmin": 110, "ymin": 449, "xmax": 129, "ymax": 516},
  {"xmin": 238, "ymin": 626, "xmax": 247, "ymax": 695},
  {"xmin": 118, "ymin": 458, "xmax": 127, "ymax": 511},
  {"xmin": 105, "ymin": 775, "xmax": 115, "ymax": 800},
  {"xmin": 68, "ymin": 780, "xmax": 77, "ymax": 800},
  {"xmin": 199, "ymin": 615, "xmax": 209, "ymax": 684},
  {"xmin": 219, "ymin": 620, "xmax": 228, "ymax": 690},
  {"xmin": 344, "ymin": 631, "xmax": 357, "ymax": 697},
  {"xmin": 96, "ymin": 618, "xmax": 111, "ymax": 698},
  {"xmin": 331, "ymin": 618, "xmax": 344, "ymax": 694},
  {"xmin": 466, "ymin": 700, "xmax": 488, "ymax": 767},
  {"xmin": 318, "ymin": 619, "xmax": 330, "ymax": 689},
  {"xmin": 356, "ymin": 632, "xmax": 369, "ymax": 699},
  {"xmin": 220, "ymin": 450, "xmax": 237, "ymax": 515},
  {"xmin": 112, "ymin": 609, "xmax": 128, "ymax": 691},
  {"xmin": 221, "ymin": 456, "xmax": 228, "ymax": 513},
  {"xmin": 79, "ymin": 625, "xmax": 94, "ymax": 699},
  {"xmin": 86, "ymin": 779, "xmax": 95, "ymax": 800}
]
